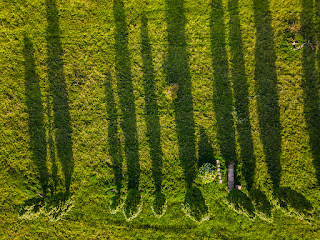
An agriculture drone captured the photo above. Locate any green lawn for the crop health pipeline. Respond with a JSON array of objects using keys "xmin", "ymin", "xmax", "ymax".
[{"xmin": 1, "ymin": 0, "xmax": 320, "ymax": 239}]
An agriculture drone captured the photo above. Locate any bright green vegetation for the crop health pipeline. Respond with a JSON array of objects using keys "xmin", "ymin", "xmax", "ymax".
[{"xmin": 1, "ymin": 0, "xmax": 320, "ymax": 238}]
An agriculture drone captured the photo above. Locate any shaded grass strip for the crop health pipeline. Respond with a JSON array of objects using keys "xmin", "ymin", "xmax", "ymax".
[
  {"xmin": 113, "ymin": 0, "xmax": 140, "ymax": 190},
  {"xmin": 301, "ymin": 0, "xmax": 320, "ymax": 185},
  {"xmin": 23, "ymin": 35, "xmax": 48, "ymax": 194},
  {"xmin": 210, "ymin": 0, "xmax": 237, "ymax": 165},
  {"xmin": 46, "ymin": 0, "xmax": 73, "ymax": 194},
  {"xmin": 165, "ymin": 0, "xmax": 196, "ymax": 188},
  {"xmin": 105, "ymin": 71, "xmax": 123, "ymax": 194},
  {"xmin": 140, "ymin": 13, "xmax": 164, "ymax": 192},
  {"xmin": 253, "ymin": 0, "xmax": 282, "ymax": 190},
  {"xmin": 228, "ymin": 0, "xmax": 256, "ymax": 190}
]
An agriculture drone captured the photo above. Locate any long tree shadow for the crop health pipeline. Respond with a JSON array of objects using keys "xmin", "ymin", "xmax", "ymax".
[
  {"xmin": 46, "ymin": 95, "xmax": 59, "ymax": 193},
  {"xmin": 317, "ymin": 0, "xmax": 320, "ymax": 79},
  {"xmin": 252, "ymin": 0, "xmax": 281, "ymax": 191},
  {"xmin": 273, "ymin": 187, "xmax": 313, "ymax": 219},
  {"xmin": 19, "ymin": 31, "xmax": 74, "ymax": 222},
  {"xmin": 301, "ymin": 0, "xmax": 320, "ymax": 186},
  {"xmin": 165, "ymin": 0, "xmax": 208, "ymax": 223},
  {"xmin": 252, "ymin": 0, "xmax": 313, "ymax": 219},
  {"xmin": 165, "ymin": 0, "xmax": 196, "ymax": 190},
  {"xmin": 23, "ymin": 35, "xmax": 49, "ymax": 195},
  {"xmin": 46, "ymin": 0, "xmax": 73, "ymax": 196},
  {"xmin": 223, "ymin": 0, "xmax": 314, "ymax": 222},
  {"xmin": 226, "ymin": 189, "xmax": 255, "ymax": 219},
  {"xmin": 104, "ymin": 71, "xmax": 124, "ymax": 213},
  {"xmin": 140, "ymin": 13, "xmax": 166, "ymax": 217},
  {"xmin": 227, "ymin": 0, "xmax": 256, "ymax": 190},
  {"xmin": 113, "ymin": 0, "xmax": 141, "ymax": 220},
  {"xmin": 210, "ymin": 0, "xmax": 237, "ymax": 169}
]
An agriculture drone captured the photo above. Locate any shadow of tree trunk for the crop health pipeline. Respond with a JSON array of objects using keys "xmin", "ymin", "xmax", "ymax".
[
  {"xmin": 23, "ymin": 35, "xmax": 48, "ymax": 194},
  {"xmin": 228, "ymin": 0, "xmax": 256, "ymax": 190},
  {"xmin": 165, "ymin": 0, "xmax": 196, "ymax": 188},
  {"xmin": 165, "ymin": 0, "xmax": 209, "ymax": 223},
  {"xmin": 113, "ymin": 0, "xmax": 140, "ymax": 191},
  {"xmin": 105, "ymin": 72, "xmax": 123, "ymax": 194},
  {"xmin": 210, "ymin": 0, "xmax": 237, "ymax": 167},
  {"xmin": 301, "ymin": 0, "xmax": 320, "ymax": 186},
  {"xmin": 140, "ymin": 13, "xmax": 164, "ymax": 193},
  {"xmin": 46, "ymin": 95, "xmax": 59, "ymax": 193},
  {"xmin": 46, "ymin": 0, "xmax": 73, "ymax": 195},
  {"xmin": 253, "ymin": 0, "xmax": 282, "ymax": 190}
]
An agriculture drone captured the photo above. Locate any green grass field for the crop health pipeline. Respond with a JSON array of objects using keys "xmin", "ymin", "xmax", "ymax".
[{"xmin": 1, "ymin": 0, "xmax": 320, "ymax": 239}]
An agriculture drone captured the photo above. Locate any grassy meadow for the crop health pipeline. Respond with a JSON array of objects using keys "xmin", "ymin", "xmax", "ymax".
[{"xmin": 1, "ymin": 0, "xmax": 320, "ymax": 238}]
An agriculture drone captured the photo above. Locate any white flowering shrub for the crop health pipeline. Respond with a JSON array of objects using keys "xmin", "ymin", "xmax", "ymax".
[
  {"xmin": 199, "ymin": 163, "xmax": 217, "ymax": 184},
  {"xmin": 18, "ymin": 201, "xmax": 45, "ymax": 220},
  {"xmin": 18, "ymin": 194, "xmax": 75, "ymax": 222},
  {"xmin": 44, "ymin": 197, "xmax": 75, "ymax": 222}
]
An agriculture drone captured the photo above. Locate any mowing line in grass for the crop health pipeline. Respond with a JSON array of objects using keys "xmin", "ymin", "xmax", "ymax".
[
  {"xmin": 253, "ymin": 0, "xmax": 281, "ymax": 191},
  {"xmin": 46, "ymin": 0, "xmax": 73, "ymax": 195},
  {"xmin": 301, "ymin": 0, "xmax": 320, "ymax": 186},
  {"xmin": 23, "ymin": 35, "xmax": 49, "ymax": 195},
  {"xmin": 228, "ymin": 0, "xmax": 256, "ymax": 190},
  {"xmin": 210, "ymin": 0, "xmax": 237, "ymax": 169}
]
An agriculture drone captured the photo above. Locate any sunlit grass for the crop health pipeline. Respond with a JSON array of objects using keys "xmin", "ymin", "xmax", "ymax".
[{"xmin": 1, "ymin": 0, "xmax": 320, "ymax": 238}]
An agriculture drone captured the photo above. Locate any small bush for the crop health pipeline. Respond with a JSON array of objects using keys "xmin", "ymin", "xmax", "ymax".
[
  {"xmin": 198, "ymin": 163, "xmax": 217, "ymax": 184},
  {"xmin": 163, "ymin": 83, "xmax": 179, "ymax": 100}
]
